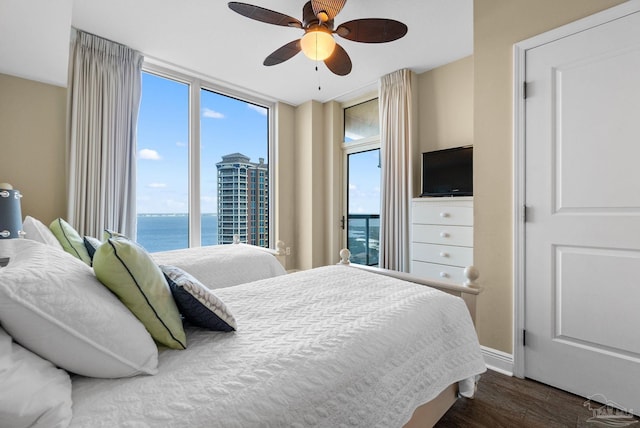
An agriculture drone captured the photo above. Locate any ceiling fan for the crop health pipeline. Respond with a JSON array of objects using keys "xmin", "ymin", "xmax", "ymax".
[{"xmin": 228, "ymin": 0, "xmax": 408, "ymax": 76}]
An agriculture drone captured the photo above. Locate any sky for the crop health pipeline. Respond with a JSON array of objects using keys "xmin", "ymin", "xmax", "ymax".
[
  {"xmin": 136, "ymin": 72, "xmax": 268, "ymax": 214},
  {"xmin": 136, "ymin": 71, "xmax": 380, "ymax": 215},
  {"xmin": 348, "ymin": 149, "xmax": 381, "ymax": 215}
]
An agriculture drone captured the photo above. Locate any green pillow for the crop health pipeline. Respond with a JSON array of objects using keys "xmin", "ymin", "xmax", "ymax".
[
  {"xmin": 93, "ymin": 237, "xmax": 186, "ymax": 350},
  {"xmin": 103, "ymin": 229, "xmax": 127, "ymax": 241},
  {"xmin": 49, "ymin": 218, "xmax": 92, "ymax": 266}
]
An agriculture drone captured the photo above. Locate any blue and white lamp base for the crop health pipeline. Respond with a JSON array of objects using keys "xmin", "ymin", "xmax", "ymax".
[{"xmin": 0, "ymin": 183, "xmax": 24, "ymax": 239}]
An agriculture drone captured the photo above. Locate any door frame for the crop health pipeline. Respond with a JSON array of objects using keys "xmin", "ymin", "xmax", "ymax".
[
  {"xmin": 512, "ymin": 0, "xmax": 640, "ymax": 378},
  {"xmin": 340, "ymin": 95, "xmax": 381, "ymax": 253}
]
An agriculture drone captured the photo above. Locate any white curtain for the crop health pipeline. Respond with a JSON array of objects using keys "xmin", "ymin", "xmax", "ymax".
[
  {"xmin": 67, "ymin": 29, "xmax": 143, "ymax": 238},
  {"xmin": 379, "ymin": 69, "xmax": 413, "ymax": 272}
]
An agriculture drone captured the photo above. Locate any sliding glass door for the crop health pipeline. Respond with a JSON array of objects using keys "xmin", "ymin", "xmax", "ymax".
[{"xmin": 347, "ymin": 149, "xmax": 381, "ymax": 266}]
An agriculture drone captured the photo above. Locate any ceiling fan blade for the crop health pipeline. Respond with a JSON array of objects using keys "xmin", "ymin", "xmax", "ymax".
[
  {"xmin": 311, "ymin": 0, "xmax": 346, "ymax": 22},
  {"xmin": 336, "ymin": 18, "xmax": 408, "ymax": 43},
  {"xmin": 324, "ymin": 43, "xmax": 352, "ymax": 76},
  {"xmin": 263, "ymin": 40, "xmax": 301, "ymax": 66},
  {"xmin": 228, "ymin": 2, "xmax": 302, "ymax": 28}
]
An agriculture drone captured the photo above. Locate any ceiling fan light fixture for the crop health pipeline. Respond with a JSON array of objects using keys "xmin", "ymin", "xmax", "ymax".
[{"xmin": 300, "ymin": 28, "xmax": 336, "ymax": 61}]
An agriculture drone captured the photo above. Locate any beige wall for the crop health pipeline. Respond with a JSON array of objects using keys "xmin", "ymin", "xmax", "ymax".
[
  {"xmin": 415, "ymin": 56, "xmax": 474, "ymax": 198},
  {"xmin": 271, "ymin": 100, "xmax": 343, "ymax": 271},
  {"xmin": 323, "ymin": 101, "xmax": 344, "ymax": 266},
  {"xmin": 293, "ymin": 100, "xmax": 329, "ymax": 270},
  {"xmin": 274, "ymin": 102, "xmax": 296, "ymax": 270},
  {"xmin": 0, "ymin": 73, "xmax": 67, "ymax": 224},
  {"xmin": 417, "ymin": 56, "xmax": 474, "ymax": 154},
  {"xmin": 473, "ymin": 0, "xmax": 626, "ymax": 353}
]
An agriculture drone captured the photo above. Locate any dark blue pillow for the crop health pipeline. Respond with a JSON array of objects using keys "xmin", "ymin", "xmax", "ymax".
[
  {"xmin": 160, "ymin": 265, "xmax": 237, "ymax": 332},
  {"xmin": 83, "ymin": 236, "xmax": 102, "ymax": 261}
]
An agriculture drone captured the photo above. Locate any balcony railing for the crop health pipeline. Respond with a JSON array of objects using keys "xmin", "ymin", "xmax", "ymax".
[{"xmin": 348, "ymin": 214, "xmax": 380, "ymax": 266}]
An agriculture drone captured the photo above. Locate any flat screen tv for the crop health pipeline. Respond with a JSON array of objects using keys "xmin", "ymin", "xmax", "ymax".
[{"xmin": 421, "ymin": 146, "xmax": 473, "ymax": 197}]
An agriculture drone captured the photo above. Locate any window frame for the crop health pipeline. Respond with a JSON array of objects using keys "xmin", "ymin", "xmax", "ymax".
[{"xmin": 140, "ymin": 61, "xmax": 276, "ymax": 249}]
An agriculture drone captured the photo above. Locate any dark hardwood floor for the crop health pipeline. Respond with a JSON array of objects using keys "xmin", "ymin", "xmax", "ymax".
[{"xmin": 435, "ymin": 370, "xmax": 639, "ymax": 427}]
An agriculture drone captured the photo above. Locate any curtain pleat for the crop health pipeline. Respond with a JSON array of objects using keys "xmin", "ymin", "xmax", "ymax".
[
  {"xmin": 379, "ymin": 69, "xmax": 413, "ymax": 272},
  {"xmin": 67, "ymin": 29, "xmax": 142, "ymax": 238}
]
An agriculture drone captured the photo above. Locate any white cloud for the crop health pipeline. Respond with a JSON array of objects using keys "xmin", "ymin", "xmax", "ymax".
[
  {"xmin": 247, "ymin": 103, "xmax": 267, "ymax": 116},
  {"xmin": 203, "ymin": 108, "xmax": 225, "ymax": 119},
  {"xmin": 147, "ymin": 183, "xmax": 167, "ymax": 189},
  {"xmin": 349, "ymin": 183, "xmax": 357, "ymax": 190},
  {"xmin": 139, "ymin": 148, "xmax": 162, "ymax": 160},
  {"xmin": 176, "ymin": 141, "xmax": 187, "ymax": 147}
]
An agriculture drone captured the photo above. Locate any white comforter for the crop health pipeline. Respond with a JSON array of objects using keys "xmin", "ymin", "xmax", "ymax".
[
  {"xmin": 151, "ymin": 243, "xmax": 286, "ymax": 289},
  {"xmin": 70, "ymin": 265, "xmax": 486, "ymax": 428}
]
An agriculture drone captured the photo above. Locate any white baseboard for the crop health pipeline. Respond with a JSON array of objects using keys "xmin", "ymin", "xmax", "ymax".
[{"xmin": 481, "ymin": 346, "xmax": 513, "ymax": 376}]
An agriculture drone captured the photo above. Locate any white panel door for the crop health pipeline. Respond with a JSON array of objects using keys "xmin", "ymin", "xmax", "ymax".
[{"xmin": 525, "ymin": 9, "xmax": 640, "ymax": 414}]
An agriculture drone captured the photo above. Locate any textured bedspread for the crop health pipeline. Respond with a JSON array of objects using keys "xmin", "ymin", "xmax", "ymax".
[
  {"xmin": 70, "ymin": 265, "xmax": 485, "ymax": 428},
  {"xmin": 150, "ymin": 243, "xmax": 286, "ymax": 289}
]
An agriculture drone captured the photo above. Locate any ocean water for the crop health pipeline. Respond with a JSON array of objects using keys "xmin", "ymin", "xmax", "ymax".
[
  {"xmin": 136, "ymin": 214, "xmax": 218, "ymax": 253},
  {"xmin": 137, "ymin": 213, "xmax": 378, "ymax": 263}
]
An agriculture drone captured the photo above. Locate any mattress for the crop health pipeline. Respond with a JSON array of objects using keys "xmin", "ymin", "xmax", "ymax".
[{"xmin": 69, "ymin": 265, "xmax": 486, "ymax": 427}]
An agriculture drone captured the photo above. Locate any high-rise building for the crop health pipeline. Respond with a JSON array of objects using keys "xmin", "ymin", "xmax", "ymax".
[{"xmin": 216, "ymin": 153, "xmax": 268, "ymax": 247}]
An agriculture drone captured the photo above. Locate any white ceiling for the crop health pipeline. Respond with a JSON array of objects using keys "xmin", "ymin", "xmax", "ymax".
[{"xmin": 0, "ymin": 0, "xmax": 472, "ymax": 106}]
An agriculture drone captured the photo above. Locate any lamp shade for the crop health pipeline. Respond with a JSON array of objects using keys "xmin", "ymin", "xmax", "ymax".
[
  {"xmin": 300, "ymin": 28, "xmax": 336, "ymax": 61},
  {"xmin": 0, "ymin": 186, "xmax": 23, "ymax": 239}
]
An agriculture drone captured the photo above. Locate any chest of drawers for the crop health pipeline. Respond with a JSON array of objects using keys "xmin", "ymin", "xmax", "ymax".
[{"xmin": 410, "ymin": 197, "xmax": 473, "ymax": 284}]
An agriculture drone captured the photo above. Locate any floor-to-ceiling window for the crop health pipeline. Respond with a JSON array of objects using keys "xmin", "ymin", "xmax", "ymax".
[
  {"xmin": 136, "ymin": 67, "xmax": 271, "ymax": 252},
  {"xmin": 136, "ymin": 73, "xmax": 190, "ymax": 251},
  {"xmin": 343, "ymin": 98, "xmax": 381, "ymax": 266}
]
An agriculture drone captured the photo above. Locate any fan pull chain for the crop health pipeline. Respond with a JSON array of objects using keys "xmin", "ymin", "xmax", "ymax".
[
  {"xmin": 315, "ymin": 34, "xmax": 321, "ymax": 91},
  {"xmin": 316, "ymin": 62, "xmax": 321, "ymax": 91}
]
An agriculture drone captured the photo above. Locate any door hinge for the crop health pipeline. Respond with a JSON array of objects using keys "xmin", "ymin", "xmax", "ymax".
[
  {"xmin": 522, "ymin": 205, "xmax": 528, "ymax": 222},
  {"xmin": 523, "ymin": 81, "xmax": 528, "ymax": 99},
  {"xmin": 340, "ymin": 215, "xmax": 345, "ymax": 230},
  {"xmin": 523, "ymin": 329, "xmax": 527, "ymax": 347}
]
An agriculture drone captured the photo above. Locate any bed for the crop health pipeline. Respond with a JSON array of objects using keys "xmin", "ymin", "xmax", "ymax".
[
  {"xmin": 150, "ymin": 241, "xmax": 288, "ymax": 289},
  {"xmin": 0, "ymin": 232, "xmax": 485, "ymax": 428}
]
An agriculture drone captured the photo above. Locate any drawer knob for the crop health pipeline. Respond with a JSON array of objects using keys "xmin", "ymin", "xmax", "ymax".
[
  {"xmin": 440, "ymin": 272, "xmax": 449, "ymax": 278},
  {"xmin": 440, "ymin": 252, "xmax": 449, "ymax": 258},
  {"xmin": 440, "ymin": 212, "xmax": 450, "ymax": 218},
  {"xmin": 440, "ymin": 231, "xmax": 449, "ymax": 238}
]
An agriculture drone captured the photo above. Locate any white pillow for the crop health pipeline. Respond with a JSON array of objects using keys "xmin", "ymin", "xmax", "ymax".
[
  {"xmin": 0, "ymin": 239, "xmax": 159, "ymax": 378},
  {"xmin": 22, "ymin": 216, "xmax": 63, "ymax": 250},
  {"xmin": 0, "ymin": 327, "xmax": 72, "ymax": 428}
]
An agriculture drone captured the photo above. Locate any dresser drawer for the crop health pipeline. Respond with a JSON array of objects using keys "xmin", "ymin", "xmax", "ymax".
[
  {"xmin": 412, "ymin": 224, "xmax": 473, "ymax": 247},
  {"xmin": 412, "ymin": 202, "xmax": 473, "ymax": 226},
  {"xmin": 410, "ymin": 261, "xmax": 467, "ymax": 284},
  {"xmin": 412, "ymin": 242, "xmax": 473, "ymax": 267}
]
